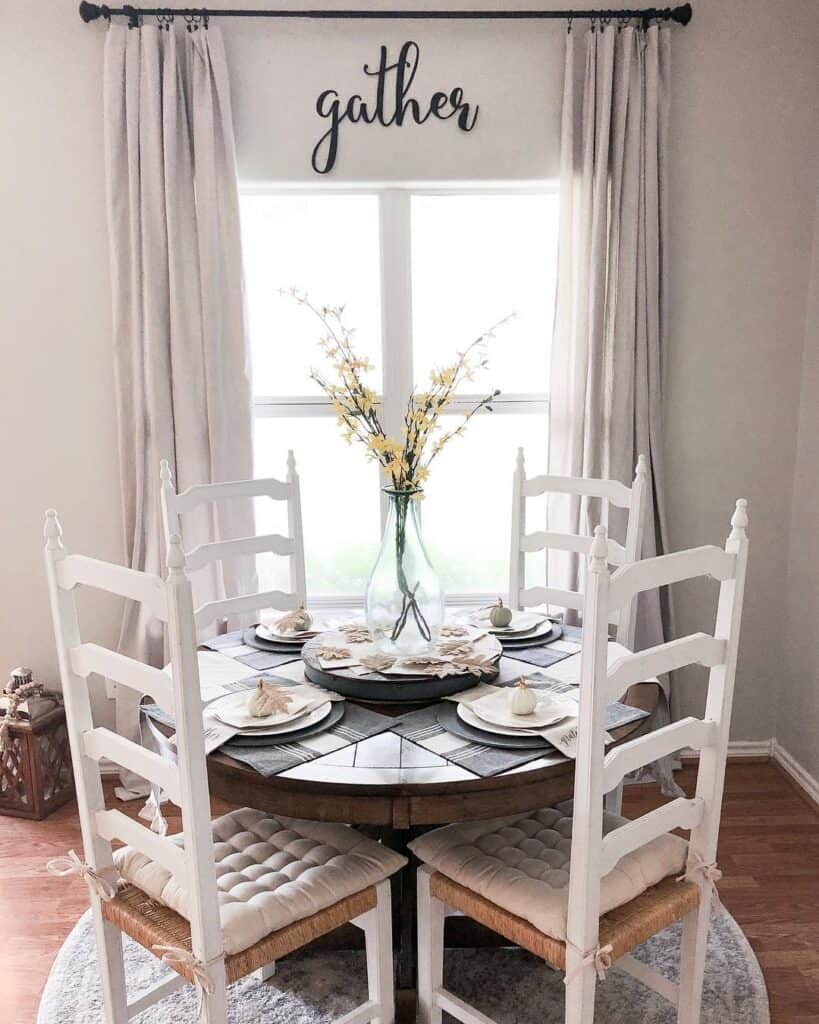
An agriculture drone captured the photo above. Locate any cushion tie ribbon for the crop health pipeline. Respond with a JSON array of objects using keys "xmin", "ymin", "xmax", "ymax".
[
  {"xmin": 677, "ymin": 853, "xmax": 723, "ymax": 913},
  {"xmin": 563, "ymin": 941, "xmax": 614, "ymax": 985},
  {"xmin": 153, "ymin": 945, "xmax": 217, "ymax": 1021},
  {"xmin": 46, "ymin": 850, "xmax": 117, "ymax": 902}
]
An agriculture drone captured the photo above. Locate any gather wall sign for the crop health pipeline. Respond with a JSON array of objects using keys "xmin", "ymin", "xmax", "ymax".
[{"xmin": 311, "ymin": 40, "xmax": 480, "ymax": 175}]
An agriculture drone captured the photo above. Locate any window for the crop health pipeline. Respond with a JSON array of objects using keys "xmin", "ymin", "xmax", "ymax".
[{"xmin": 241, "ymin": 187, "xmax": 558, "ymax": 603}]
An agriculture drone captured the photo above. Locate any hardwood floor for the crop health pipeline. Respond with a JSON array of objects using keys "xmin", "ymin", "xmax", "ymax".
[{"xmin": 1, "ymin": 762, "xmax": 817, "ymax": 1024}]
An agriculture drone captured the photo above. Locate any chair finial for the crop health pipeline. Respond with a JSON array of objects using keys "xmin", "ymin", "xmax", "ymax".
[
  {"xmin": 635, "ymin": 453, "xmax": 648, "ymax": 480},
  {"xmin": 590, "ymin": 524, "xmax": 609, "ymax": 571},
  {"xmin": 44, "ymin": 509, "xmax": 63, "ymax": 550},
  {"xmin": 166, "ymin": 533, "xmax": 186, "ymax": 575},
  {"xmin": 159, "ymin": 459, "xmax": 173, "ymax": 486},
  {"xmin": 516, "ymin": 447, "xmax": 525, "ymax": 473},
  {"xmin": 286, "ymin": 449, "xmax": 297, "ymax": 480},
  {"xmin": 729, "ymin": 498, "xmax": 749, "ymax": 540}
]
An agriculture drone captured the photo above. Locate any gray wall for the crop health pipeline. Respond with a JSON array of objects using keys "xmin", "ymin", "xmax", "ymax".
[
  {"xmin": 663, "ymin": 1, "xmax": 819, "ymax": 740},
  {"xmin": 1, "ymin": 0, "xmax": 818, "ymax": 759},
  {"xmin": 779, "ymin": 190, "xmax": 819, "ymax": 775}
]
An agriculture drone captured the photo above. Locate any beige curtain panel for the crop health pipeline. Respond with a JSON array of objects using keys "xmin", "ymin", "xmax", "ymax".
[
  {"xmin": 103, "ymin": 24, "xmax": 256, "ymax": 793},
  {"xmin": 549, "ymin": 24, "xmax": 680, "ymax": 793}
]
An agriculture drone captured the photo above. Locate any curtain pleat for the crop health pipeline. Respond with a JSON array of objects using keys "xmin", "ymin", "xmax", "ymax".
[
  {"xmin": 103, "ymin": 25, "xmax": 256, "ymax": 794},
  {"xmin": 549, "ymin": 24, "xmax": 680, "ymax": 793}
]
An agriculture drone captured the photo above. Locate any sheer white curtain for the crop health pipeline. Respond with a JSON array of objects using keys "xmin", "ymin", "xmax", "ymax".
[
  {"xmin": 549, "ymin": 23, "xmax": 679, "ymax": 792},
  {"xmin": 103, "ymin": 23, "xmax": 256, "ymax": 794}
]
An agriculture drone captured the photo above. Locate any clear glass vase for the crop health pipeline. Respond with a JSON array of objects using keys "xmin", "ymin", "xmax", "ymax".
[{"xmin": 365, "ymin": 488, "xmax": 445, "ymax": 655}]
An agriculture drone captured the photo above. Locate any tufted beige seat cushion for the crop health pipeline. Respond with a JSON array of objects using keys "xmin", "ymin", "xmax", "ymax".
[
  {"xmin": 114, "ymin": 807, "xmax": 407, "ymax": 955},
  {"xmin": 408, "ymin": 800, "xmax": 687, "ymax": 942}
]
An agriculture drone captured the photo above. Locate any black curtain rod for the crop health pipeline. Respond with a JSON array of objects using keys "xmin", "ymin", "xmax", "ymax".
[{"xmin": 79, "ymin": 1, "xmax": 693, "ymax": 26}]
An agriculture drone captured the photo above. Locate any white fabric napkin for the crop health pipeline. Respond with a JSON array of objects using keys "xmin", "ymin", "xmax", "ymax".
[{"xmin": 444, "ymin": 684, "xmax": 612, "ymax": 759}]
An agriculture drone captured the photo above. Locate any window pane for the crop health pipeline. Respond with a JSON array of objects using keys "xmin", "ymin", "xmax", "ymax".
[
  {"xmin": 411, "ymin": 194, "xmax": 558, "ymax": 396},
  {"xmin": 421, "ymin": 410, "xmax": 548, "ymax": 594},
  {"xmin": 254, "ymin": 417, "xmax": 380, "ymax": 596},
  {"xmin": 241, "ymin": 194, "xmax": 382, "ymax": 397}
]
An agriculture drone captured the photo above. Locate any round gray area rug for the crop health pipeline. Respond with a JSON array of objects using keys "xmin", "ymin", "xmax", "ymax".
[{"xmin": 38, "ymin": 910, "xmax": 769, "ymax": 1023}]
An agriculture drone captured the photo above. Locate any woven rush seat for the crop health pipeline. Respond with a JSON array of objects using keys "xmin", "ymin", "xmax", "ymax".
[
  {"xmin": 103, "ymin": 882, "xmax": 378, "ymax": 985},
  {"xmin": 428, "ymin": 872, "xmax": 699, "ymax": 972},
  {"xmin": 408, "ymin": 801, "xmax": 691, "ymax": 960},
  {"xmin": 114, "ymin": 807, "xmax": 406, "ymax": 956}
]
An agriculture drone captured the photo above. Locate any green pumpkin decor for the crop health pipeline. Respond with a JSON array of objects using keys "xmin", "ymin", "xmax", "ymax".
[{"xmin": 489, "ymin": 598, "xmax": 513, "ymax": 629}]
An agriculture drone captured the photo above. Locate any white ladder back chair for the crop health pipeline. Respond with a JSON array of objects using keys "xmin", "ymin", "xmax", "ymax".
[
  {"xmin": 509, "ymin": 449, "xmax": 648, "ymax": 649},
  {"xmin": 159, "ymin": 453, "xmax": 307, "ymax": 632},
  {"xmin": 44, "ymin": 512, "xmax": 402, "ymax": 1024},
  {"xmin": 413, "ymin": 499, "xmax": 749, "ymax": 1024},
  {"xmin": 565, "ymin": 500, "xmax": 749, "ymax": 1023},
  {"xmin": 44, "ymin": 512, "xmax": 226, "ymax": 1022}
]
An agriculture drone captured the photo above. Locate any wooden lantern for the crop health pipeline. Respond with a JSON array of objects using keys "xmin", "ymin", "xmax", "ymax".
[{"xmin": 0, "ymin": 674, "xmax": 74, "ymax": 820}]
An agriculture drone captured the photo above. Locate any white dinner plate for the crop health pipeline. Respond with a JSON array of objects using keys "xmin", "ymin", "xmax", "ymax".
[
  {"xmin": 232, "ymin": 702, "xmax": 332, "ymax": 737},
  {"xmin": 256, "ymin": 623, "xmax": 320, "ymax": 643},
  {"xmin": 469, "ymin": 691, "xmax": 573, "ymax": 730},
  {"xmin": 457, "ymin": 702, "xmax": 542, "ymax": 736},
  {"xmin": 466, "ymin": 610, "xmax": 553, "ymax": 638},
  {"xmin": 208, "ymin": 690, "xmax": 314, "ymax": 729}
]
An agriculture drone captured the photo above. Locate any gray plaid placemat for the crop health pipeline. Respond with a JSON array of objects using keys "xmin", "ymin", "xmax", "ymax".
[
  {"xmin": 392, "ymin": 705, "xmax": 549, "ymax": 777},
  {"xmin": 221, "ymin": 704, "xmax": 394, "ymax": 777},
  {"xmin": 201, "ymin": 629, "xmax": 302, "ymax": 670}
]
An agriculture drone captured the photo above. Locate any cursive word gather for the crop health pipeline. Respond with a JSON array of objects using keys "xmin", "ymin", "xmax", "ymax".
[{"xmin": 312, "ymin": 41, "xmax": 479, "ymax": 175}]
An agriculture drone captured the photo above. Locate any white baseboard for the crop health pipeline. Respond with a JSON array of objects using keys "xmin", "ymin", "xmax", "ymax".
[
  {"xmin": 726, "ymin": 739, "xmax": 774, "ymax": 758},
  {"xmin": 680, "ymin": 739, "xmax": 773, "ymax": 760},
  {"xmin": 772, "ymin": 739, "xmax": 819, "ymax": 807}
]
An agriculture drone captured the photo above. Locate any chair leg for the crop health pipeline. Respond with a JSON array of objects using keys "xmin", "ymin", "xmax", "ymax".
[
  {"xmin": 91, "ymin": 907, "xmax": 129, "ymax": 1024},
  {"xmin": 604, "ymin": 781, "xmax": 624, "ymax": 816},
  {"xmin": 364, "ymin": 880, "xmax": 395, "ymax": 1024},
  {"xmin": 200, "ymin": 956, "xmax": 228, "ymax": 1024},
  {"xmin": 416, "ymin": 866, "xmax": 444, "ymax": 1024},
  {"xmin": 677, "ymin": 894, "xmax": 711, "ymax": 1024},
  {"xmin": 563, "ymin": 949, "xmax": 597, "ymax": 1024},
  {"xmin": 255, "ymin": 960, "xmax": 276, "ymax": 982}
]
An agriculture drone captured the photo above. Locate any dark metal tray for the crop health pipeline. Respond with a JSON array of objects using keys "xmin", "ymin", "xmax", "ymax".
[{"xmin": 301, "ymin": 635, "xmax": 501, "ymax": 704}]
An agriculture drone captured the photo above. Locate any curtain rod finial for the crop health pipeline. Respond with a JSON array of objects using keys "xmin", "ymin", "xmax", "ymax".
[
  {"xmin": 671, "ymin": 3, "xmax": 693, "ymax": 26},
  {"xmin": 79, "ymin": 2, "xmax": 104, "ymax": 22}
]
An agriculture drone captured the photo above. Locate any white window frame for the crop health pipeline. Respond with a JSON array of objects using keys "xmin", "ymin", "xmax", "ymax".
[{"xmin": 243, "ymin": 181, "xmax": 555, "ymax": 606}]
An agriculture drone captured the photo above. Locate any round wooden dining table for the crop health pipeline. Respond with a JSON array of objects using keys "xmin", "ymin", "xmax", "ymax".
[{"xmin": 200, "ymin": 645, "xmax": 660, "ymax": 997}]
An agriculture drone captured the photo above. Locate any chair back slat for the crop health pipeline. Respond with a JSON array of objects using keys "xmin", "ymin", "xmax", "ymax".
[
  {"xmin": 173, "ymin": 476, "xmax": 293, "ymax": 512},
  {"xmin": 599, "ymin": 797, "xmax": 706, "ymax": 876},
  {"xmin": 44, "ymin": 512, "xmax": 223, "ymax": 975},
  {"xmin": 605, "ymin": 634, "xmax": 727, "ymax": 704},
  {"xmin": 608, "ymin": 546, "xmax": 736, "ymax": 611},
  {"xmin": 69, "ymin": 644, "xmax": 176, "ymax": 717},
  {"xmin": 602, "ymin": 718, "xmax": 717, "ymax": 793},
  {"xmin": 83, "ymin": 727, "xmax": 182, "ymax": 804},
  {"xmin": 57, "ymin": 555, "xmax": 168, "ymax": 622},
  {"xmin": 96, "ymin": 808, "xmax": 188, "ymax": 880},
  {"xmin": 564, "ymin": 500, "xmax": 749, "ymax": 968},
  {"xmin": 509, "ymin": 450, "xmax": 647, "ymax": 647},
  {"xmin": 520, "ymin": 530, "xmax": 628, "ymax": 564},
  {"xmin": 193, "ymin": 588, "xmax": 299, "ymax": 628},
  {"xmin": 186, "ymin": 532, "xmax": 295, "ymax": 570},
  {"xmin": 160, "ymin": 454, "xmax": 307, "ymax": 633},
  {"xmin": 522, "ymin": 474, "xmax": 633, "ymax": 506}
]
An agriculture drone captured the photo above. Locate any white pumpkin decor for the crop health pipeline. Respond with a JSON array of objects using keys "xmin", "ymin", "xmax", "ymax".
[{"xmin": 508, "ymin": 676, "xmax": 538, "ymax": 716}]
